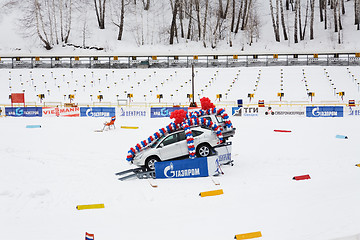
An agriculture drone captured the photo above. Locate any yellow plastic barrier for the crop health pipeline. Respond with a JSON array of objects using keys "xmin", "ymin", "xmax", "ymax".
[
  {"xmin": 121, "ymin": 126, "xmax": 139, "ymax": 129},
  {"xmin": 235, "ymin": 231, "xmax": 262, "ymax": 239},
  {"xmin": 76, "ymin": 203, "xmax": 105, "ymax": 210},
  {"xmin": 199, "ymin": 189, "xmax": 223, "ymax": 197}
]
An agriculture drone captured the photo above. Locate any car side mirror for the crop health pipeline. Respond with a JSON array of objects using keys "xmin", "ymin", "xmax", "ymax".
[{"xmin": 158, "ymin": 143, "xmax": 164, "ymax": 148}]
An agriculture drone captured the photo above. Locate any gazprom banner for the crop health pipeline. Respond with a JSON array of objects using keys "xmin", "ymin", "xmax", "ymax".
[
  {"xmin": 80, "ymin": 107, "xmax": 115, "ymax": 117},
  {"xmin": 155, "ymin": 158, "xmax": 209, "ymax": 179},
  {"xmin": 306, "ymin": 106, "xmax": 343, "ymax": 118},
  {"xmin": 5, "ymin": 107, "xmax": 42, "ymax": 117},
  {"xmin": 151, "ymin": 107, "xmax": 188, "ymax": 118}
]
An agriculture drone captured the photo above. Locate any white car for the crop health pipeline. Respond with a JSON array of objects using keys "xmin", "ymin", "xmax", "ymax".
[
  {"xmin": 198, "ymin": 114, "xmax": 236, "ymax": 141},
  {"xmin": 131, "ymin": 126, "xmax": 222, "ymax": 170}
]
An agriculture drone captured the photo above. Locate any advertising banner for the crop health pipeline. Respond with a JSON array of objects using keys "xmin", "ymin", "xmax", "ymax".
[
  {"xmin": 80, "ymin": 107, "xmax": 115, "ymax": 117},
  {"xmin": 155, "ymin": 157, "xmax": 209, "ymax": 179},
  {"xmin": 232, "ymin": 107, "xmax": 259, "ymax": 117},
  {"xmin": 348, "ymin": 107, "xmax": 360, "ymax": 117},
  {"xmin": 306, "ymin": 106, "xmax": 343, "ymax": 118},
  {"xmin": 5, "ymin": 107, "xmax": 42, "ymax": 117},
  {"xmin": 43, "ymin": 107, "xmax": 80, "ymax": 117},
  {"xmin": 117, "ymin": 107, "xmax": 147, "ymax": 117},
  {"xmin": 151, "ymin": 107, "xmax": 188, "ymax": 118}
]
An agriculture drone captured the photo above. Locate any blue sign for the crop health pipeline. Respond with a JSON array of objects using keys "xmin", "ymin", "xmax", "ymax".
[
  {"xmin": 150, "ymin": 107, "xmax": 188, "ymax": 118},
  {"xmin": 5, "ymin": 107, "xmax": 42, "ymax": 117},
  {"xmin": 80, "ymin": 107, "xmax": 115, "ymax": 117},
  {"xmin": 118, "ymin": 107, "xmax": 146, "ymax": 117},
  {"xmin": 155, "ymin": 157, "xmax": 209, "ymax": 179},
  {"xmin": 349, "ymin": 107, "xmax": 360, "ymax": 116},
  {"xmin": 306, "ymin": 106, "xmax": 343, "ymax": 118}
]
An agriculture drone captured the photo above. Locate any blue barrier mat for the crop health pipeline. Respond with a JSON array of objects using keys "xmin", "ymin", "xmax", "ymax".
[
  {"xmin": 336, "ymin": 135, "xmax": 348, "ymax": 139},
  {"xmin": 26, "ymin": 125, "xmax": 41, "ymax": 128}
]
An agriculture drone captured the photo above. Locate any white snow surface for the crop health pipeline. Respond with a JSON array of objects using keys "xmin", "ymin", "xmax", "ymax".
[
  {"xmin": 0, "ymin": 116, "xmax": 360, "ymax": 240},
  {"xmin": 1, "ymin": 65, "xmax": 360, "ymax": 240}
]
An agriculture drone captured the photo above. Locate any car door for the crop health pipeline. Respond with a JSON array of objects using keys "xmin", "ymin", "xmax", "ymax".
[{"xmin": 157, "ymin": 132, "xmax": 184, "ymax": 160}]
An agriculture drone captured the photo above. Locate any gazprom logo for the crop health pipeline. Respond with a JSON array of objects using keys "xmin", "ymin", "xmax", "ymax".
[
  {"xmin": 15, "ymin": 108, "xmax": 23, "ymax": 116},
  {"xmin": 163, "ymin": 162, "xmax": 201, "ymax": 178},
  {"xmin": 164, "ymin": 162, "xmax": 175, "ymax": 178},
  {"xmin": 160, "ymin": 108, "xmax": 169, "ymax": 117}
]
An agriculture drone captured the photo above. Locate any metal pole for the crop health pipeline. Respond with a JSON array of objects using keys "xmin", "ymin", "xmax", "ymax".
[{"xmin": 190, "ymin": 64, "xmax": 196, "ymax": 107}]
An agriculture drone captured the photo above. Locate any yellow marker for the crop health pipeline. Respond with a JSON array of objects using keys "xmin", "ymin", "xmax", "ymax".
[
  {"xmin": 199, "ymin": 189, "xmax": 223, "ymax": 197},
  {"xmin": 355, "ymin": 164, "xmax": 360, "ymax": 167},
  {"xmin": 121, "ymin": 126, "xmax": 139, "ymax": 129},
  {"xmin": 235, "ymin": 231, "xmax": 262, "ymax": 240},
  {"xmin": 76, "ymin": 203, "xmax": 104, "ymax": 210}
]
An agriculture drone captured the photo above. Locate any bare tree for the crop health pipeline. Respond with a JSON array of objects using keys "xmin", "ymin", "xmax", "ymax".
[
  {"xmin": 186, "ymin": 0, "xmax": 193, "ymax": 39},
  {"xmin": 279, "ymin": 0, "xmax": 288, "ymax": 40},
  {"xmin": 94, "ymin": 0, "xmax": 106, "ymax": 29},
  {"xmin": 269, "ymin": 0, "xmax": 280, "ymax": 41},
  {"xmin": 111, "ymin": 0, "xmax": 126, "ymax": 40},
  {"xmin": 294, "ymin": 0, "xmax": 299, "ymax": 43},
  {"xmin": 170, "ymin": 0, "xmax": 178, "ymax": 44},
  {"xmin": 20, "ymin": 0, "xmax": 73, "ymax": 50},
  {"xmin": 310, "ymin": 0, "xmax": 315, "ymax": 39},
  {"xmin": 194, "ymin": 0, "xmax": 201, "ymax": 40},
  {"xmin": 142, "ymin": 0, "xmax": 150, "ymax": 10},
  {"xmin": 355, "ymin": 0, "xmax": 360, "ymax": 30}
]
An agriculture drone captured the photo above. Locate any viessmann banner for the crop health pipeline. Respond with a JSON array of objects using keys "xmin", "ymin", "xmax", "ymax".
[
  {"xmin": 306, "ymin": 106, "xmax": 343, "ymax": 117},
  {"xmin": 42, "ymin": 107, "xmax": 80, "ymax": 117},
  {"xmin": 5, "ymin": 107, "xmax": 42, "ymax": 117},
  {"xmin": 80, "ymin": 107, "xmax": 116, "ymax": 117}
]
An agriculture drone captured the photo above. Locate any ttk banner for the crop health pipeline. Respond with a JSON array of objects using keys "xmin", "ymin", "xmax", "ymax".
[
  {"xmin": 80, "ymin": 107, "xmax": 116, "ymax": 117},
  {"xmin": 5, "ymin": 107, "xmax": 42, "ymax": 117},
  {"xmin": 306, "ymin": 106, "xmax": 343, "ymax": 118},
  {"xmin": 42, "ymin": 107, "xmax": 80, "ymax": 117},
  {"xmin": 151, "ymin": 107, "xmax": 188, "ymax": 118},
  {"xmin": 154, "ymin": 157, "xmax": 221, "ymax": 179}
]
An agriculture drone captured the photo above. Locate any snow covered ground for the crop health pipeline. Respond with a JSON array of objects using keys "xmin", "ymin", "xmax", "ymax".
[{"xmin": 1, "ymin": 66, "xmax": 360, "ymax": 240}]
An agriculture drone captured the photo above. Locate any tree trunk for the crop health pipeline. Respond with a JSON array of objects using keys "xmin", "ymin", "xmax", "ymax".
[
  {"xmin": 178, "ymin": 0, "xmax": 184, "ymax": 38},
  {"xmin": 334, "ymin": 0, "xmax": 338, "ymax": 32},
  {"xmin": 195, "ymin": 0, "xmax": 201, "ymax": 40},
  {"xmin": 269, "ymin": 0, "xmax": 280, "ymax": 41},
  {"xmin": 234, "ymin": 0, "xmax": 244, "ymax": 33},
  {"xmin": 142, "ymin": 0, "xmax": 150, "ymax": 10},
  {"xmin": 294, "ymin": 0, "xmax": 299, "ymax": 43},
  {"xmin": 231, "ymin": 0, "xmax": 235, "ymax": 32},
  {"xmin": 187, "ymin": 0, "xmax": 193, "ymax": 39},
  {"xmin": 280, "ymin": 0, "xmax": 288, "ymax": 40},
  {"xmin": 94, "ymin": 0, "xmax": 106, "ymax": 29},
  {"xmin": 310, "ymin": 0, "xmax": 315, "ymax": 39},
  {"xmin": 117, "ymin": 0, "xmax": 125, "ymax": 40},
  {"xmin": 170, "ymin": 0, "xmax": 178, "ymax": 44},
  {"xmin": 203, "ymin": 0, "xmax": 209, "ymax": 47}
]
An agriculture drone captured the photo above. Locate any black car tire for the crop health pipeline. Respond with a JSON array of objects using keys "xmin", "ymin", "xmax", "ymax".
[
  {"xmin": 145, "ymin": 156, "xmax": 160, "ymax": 171},
  {"xmin": 196, "ymin": 143, "xmax": 212, "ymax": 157}
]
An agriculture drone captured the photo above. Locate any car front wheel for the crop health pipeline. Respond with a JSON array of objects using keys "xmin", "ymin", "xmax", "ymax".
[
  {"xmin": 145, "ymin": 157, "xmax": 160, "ymax": 171},
  {"xmin": 196, "ymin": 143, "xmax": 212, "ymax": 157}
]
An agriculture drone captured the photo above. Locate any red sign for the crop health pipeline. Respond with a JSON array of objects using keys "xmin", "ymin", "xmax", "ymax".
[
  {"xmin": 42, "ymin": 107, "xmax": 80, "ymax": 117},
  {"xmin": 11, "ymin": 93, "xmax": 25, "ymax": 105}
]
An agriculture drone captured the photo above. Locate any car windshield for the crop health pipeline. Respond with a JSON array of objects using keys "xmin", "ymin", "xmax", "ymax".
[
  {"xmin": 215, "ymin": 115, "xmax": 224, "ymax": 123},
  {"xmin": 150, "ymin": 136, "xmax": 165, "ymax": 148}
]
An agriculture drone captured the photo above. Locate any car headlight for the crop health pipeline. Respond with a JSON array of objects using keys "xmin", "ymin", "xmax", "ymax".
[{"xmin": 133, "ymin": 152, "xmax": 144, "ymax": 160}]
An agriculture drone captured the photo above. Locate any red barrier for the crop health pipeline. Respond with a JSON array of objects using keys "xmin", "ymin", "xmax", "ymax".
[
  {"xmin": 274, "ymin": 130, "xmax": 292, "ymax": 133},
  {"xmin": 293, "ymin": 175, "xmax": 311, "ymax": 181}
]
